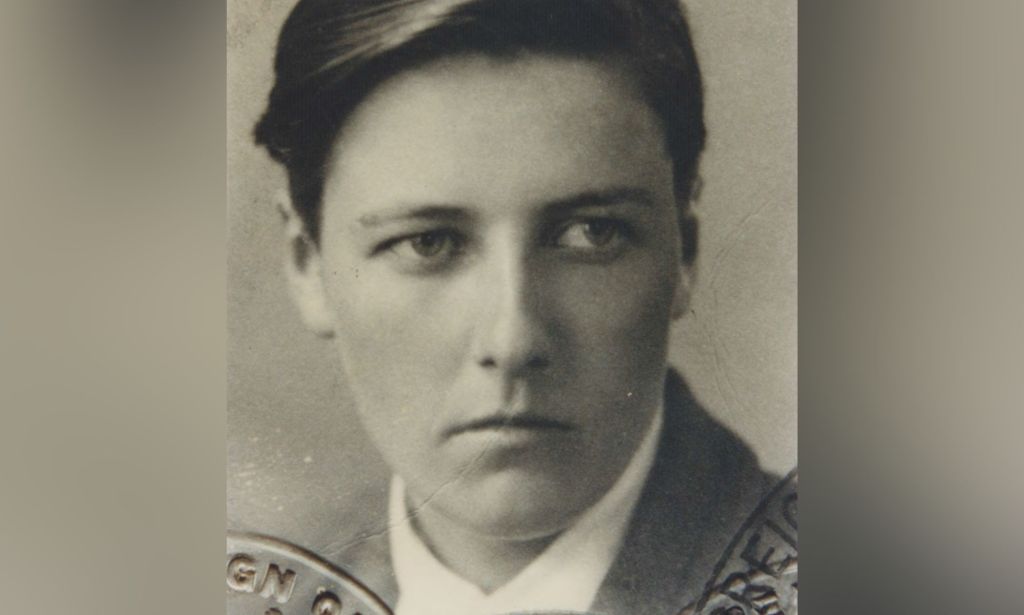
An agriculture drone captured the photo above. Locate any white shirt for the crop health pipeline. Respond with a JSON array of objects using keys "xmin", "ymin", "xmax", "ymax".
[{"xmin": 389, "ymin": 404, "xmax": 664, "ymax": 615}]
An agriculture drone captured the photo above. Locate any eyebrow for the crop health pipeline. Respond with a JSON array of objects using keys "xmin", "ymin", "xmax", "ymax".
[
  {"xmin": 357, "ymin": 205, "xmax": 471, "ymax": 228},
  {"xmin": 355, "ymin": 187, "xmax": 656, "ymax": 228},
  {"xmin": 543, "ymin": 187, "xmax": 656, "ymax": 214}
]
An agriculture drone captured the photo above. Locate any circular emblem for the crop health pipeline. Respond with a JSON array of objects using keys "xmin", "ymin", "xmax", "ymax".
[
  {"xmin": 682, "ymin": 469, "xmax": 798, "ymax": 615},
  {"xmin": 227, "ymin": 531, "xmax": 393, "ymax": 615}
]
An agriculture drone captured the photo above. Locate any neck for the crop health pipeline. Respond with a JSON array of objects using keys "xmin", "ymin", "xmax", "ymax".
[{"xmin": 408, "ymin": 499, "xmax": 559, "ymax": 593}]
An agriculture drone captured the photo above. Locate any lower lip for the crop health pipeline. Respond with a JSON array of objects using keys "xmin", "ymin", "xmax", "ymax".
[{"xmin": 452, "ymin": 425, "xmax": 570, "ymax": 448}]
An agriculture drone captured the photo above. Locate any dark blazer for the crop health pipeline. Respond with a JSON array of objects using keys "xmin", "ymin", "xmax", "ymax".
[{"xmin": 318, "ymin": 370, "xmax": 775, "ymax": 615}]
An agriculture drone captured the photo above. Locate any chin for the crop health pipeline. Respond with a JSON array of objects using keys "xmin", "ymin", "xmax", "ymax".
[{"xmin": 443, "ymin": 466, "xmax": 596, "ymax": 541}]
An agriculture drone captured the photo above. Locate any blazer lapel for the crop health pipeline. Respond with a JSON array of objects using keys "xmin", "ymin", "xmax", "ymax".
[{"xmin": 592, "ymin": 370, "xmax": 773, "ymax": 615}]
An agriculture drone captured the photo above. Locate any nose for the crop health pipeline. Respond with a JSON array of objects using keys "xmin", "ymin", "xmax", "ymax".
[{"xmin": 471, "ymin": 244, "xmax": 554, "ymax": 377}]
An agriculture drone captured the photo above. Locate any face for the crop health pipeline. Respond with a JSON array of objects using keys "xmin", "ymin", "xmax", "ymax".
[{"xmin": 287, "ymin": 54, "xmax": 690, "ymax": 540}]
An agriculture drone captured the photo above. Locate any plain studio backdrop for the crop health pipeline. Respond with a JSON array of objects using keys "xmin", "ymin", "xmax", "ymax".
[{"xmin": 228, "ymin": 0, "xmax": 796, "ymax": 540}]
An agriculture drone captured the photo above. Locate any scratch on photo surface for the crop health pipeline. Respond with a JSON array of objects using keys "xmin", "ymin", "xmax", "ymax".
[{"xmin": 703, "ymin": 199, "xmax": 776, "ymax": 418}]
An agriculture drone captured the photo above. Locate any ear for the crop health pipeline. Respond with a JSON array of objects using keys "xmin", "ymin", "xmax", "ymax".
[
  {"xmin": 670, "ymin": 263, "xmax": 695, "ymax": 321},
  {"xmin": 671, "ymin": 208, "xmax": 699, "ymax": 321},
  {"xmin": 275, "ymin": 190, "xmax": 335, "ymax": 338}
]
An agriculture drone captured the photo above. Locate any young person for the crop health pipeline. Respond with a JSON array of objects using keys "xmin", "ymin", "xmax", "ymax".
[{"xmin": 253, "ymin": 1, "xmax": 774, "ymax": 613}]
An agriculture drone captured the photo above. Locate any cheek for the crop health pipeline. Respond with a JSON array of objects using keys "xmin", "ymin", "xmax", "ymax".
[
  {"xmin": 543, "ymin": 249, "xmax": 680, "ymax": 435},
  {"xmin": 320, "ymin": 269, "xmax": 473, "ymax": 475},
  {"xmin": 321, "ymin": 265, "xmax": 471, "ymax": 408},
  {"xmin": 554, "ymin": 251, "xmax": 679, "ymax": 362}
]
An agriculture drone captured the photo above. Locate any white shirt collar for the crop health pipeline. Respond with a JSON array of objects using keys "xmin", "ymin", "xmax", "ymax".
[{"xmin": 388, "ymin": 402, "xmax": 664, "ymax": 615}]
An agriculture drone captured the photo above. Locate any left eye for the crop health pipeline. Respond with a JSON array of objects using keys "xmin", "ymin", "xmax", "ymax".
[{"xmin": 555, "ymin": 219, "xmax": 625, "ymax": 249}]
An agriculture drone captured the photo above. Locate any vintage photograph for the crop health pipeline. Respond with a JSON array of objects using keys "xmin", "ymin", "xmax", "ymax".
[{"xmin": 228, "ymin": 1, "xmax": 796, "ymax": 614}]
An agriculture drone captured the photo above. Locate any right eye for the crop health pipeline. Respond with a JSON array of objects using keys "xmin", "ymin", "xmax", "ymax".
[
  {"xmin": 377, "ymin": 229, "xmax": 466, "ymax": 272},
  {"xmin": 401, "ymin": 231, "xmax": 459, "ymax": 258}
]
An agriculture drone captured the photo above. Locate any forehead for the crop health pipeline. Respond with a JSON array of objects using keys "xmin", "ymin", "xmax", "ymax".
[{"xmin": 321, "ymin": 53, "xmax": 674, "ymax": 219}]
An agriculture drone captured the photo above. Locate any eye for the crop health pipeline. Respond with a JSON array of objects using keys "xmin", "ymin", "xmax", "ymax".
[
  {"xmin": 554, "ymin": 218, "xmax": 628, "ymax": 250},
  {"xmin": 404, "ymin": 230, "xmax": 457, "ymax": 258},
  {"xmin": 377, "ymin": 229, "xmax": 466, "ymax": 271}
]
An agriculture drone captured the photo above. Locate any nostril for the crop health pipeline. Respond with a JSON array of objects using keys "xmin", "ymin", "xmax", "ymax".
[
  {"xmin": 525, "ymin": 355, "xmax": 549, "ymax": 370},
  {"xmin": 476, "ymin": 354, "xmax": 549, "ymax": 371}
]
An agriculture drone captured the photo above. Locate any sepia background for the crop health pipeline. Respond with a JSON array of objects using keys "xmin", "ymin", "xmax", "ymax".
[
  {"xmin": 227, "ymin": 0, "xmax": 797, "ymax": 538},
  {"xmin": 4, "ymin": 1, "xmax": 1023, "ymax": 613}
]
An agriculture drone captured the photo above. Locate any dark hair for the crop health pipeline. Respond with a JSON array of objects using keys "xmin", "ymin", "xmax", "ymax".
[{"xmin": 254, "ymin": 0, "xmax": 705, "ymax": 261}]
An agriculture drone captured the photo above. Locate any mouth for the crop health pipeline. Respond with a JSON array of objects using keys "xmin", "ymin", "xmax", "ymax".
[{"xmin": 445, "ymin": 414, "xmax": 574, "ymax": 439}]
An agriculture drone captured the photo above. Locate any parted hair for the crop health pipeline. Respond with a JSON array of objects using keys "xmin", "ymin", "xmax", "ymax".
[{"xmin": 254, "ymin": 0, "xmax": 705, "ymax": 262}]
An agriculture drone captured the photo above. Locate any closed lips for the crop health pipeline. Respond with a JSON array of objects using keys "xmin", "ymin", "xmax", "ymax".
[{"xmin": 445, "ymin": 415, "xmax": 574, "ymax": 438}]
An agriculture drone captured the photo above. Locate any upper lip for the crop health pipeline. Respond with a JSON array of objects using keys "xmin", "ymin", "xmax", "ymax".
[{"xmin": 444, "ymin": 413, "xmax": 574, "ymax": 438}]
